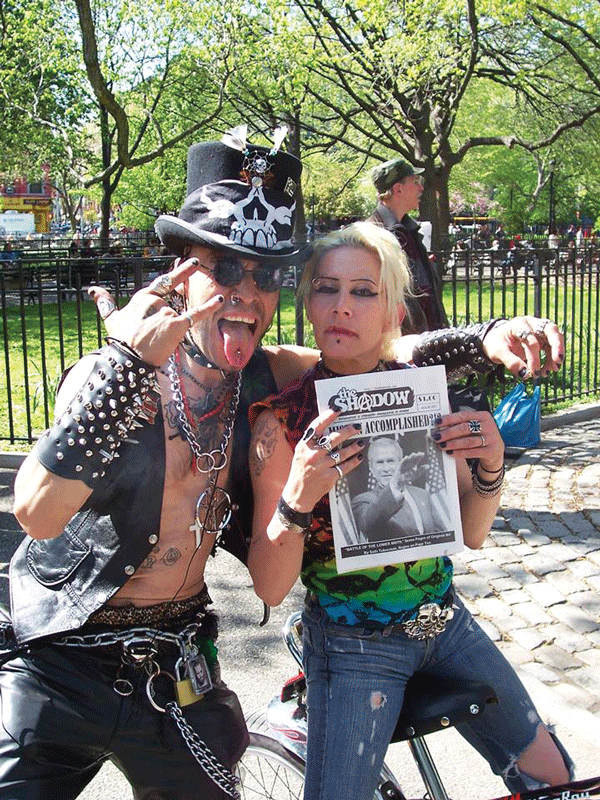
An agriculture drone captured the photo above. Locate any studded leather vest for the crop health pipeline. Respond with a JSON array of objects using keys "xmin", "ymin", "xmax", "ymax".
[{"xmin": 9, "ymin": 350, "xmax": 277, "ymax": 644}]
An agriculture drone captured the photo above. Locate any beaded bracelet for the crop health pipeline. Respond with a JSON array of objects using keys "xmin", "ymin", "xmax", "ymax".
[
  {"xmin": 472, "ymin": 465, "xmax": 505, "ymax": 497},
  {"xmin": 276, "ymin": 496, "xmax": 312, "ymax": 535}
]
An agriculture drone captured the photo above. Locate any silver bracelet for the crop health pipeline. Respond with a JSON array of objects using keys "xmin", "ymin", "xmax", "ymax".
[{"xmin": 472, "ymin": 465, "xmax": 505, "ymax": 497}]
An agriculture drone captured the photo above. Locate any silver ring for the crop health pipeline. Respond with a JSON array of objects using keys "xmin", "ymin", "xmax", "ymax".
[
  {"xmin": 515, "ymin": 327, "xmax": 531, "ymax": 341},
  {"xmin": 468, "ymin": 419, "xmax": 482, "ymax": 434},
  {"xmin": 533, "ymin": 318, "xmax": 551, "ymax": 338},
  {"xmin": 148, "ymin": 273, "xmax": 174, "ymax": 298},
  {"xmin": 330, "ymin": 451, "xmax": 340, "ymax": 463},
  {"xmin": 183, "ymin": 311, "xmax": 194, "ymax": 328},
  {"xmin": 479, "ymin": 434, "xmax": 486, "ymax": 448},
  {"xmin": 317, "ymin": 435, "xmax": 333, "ymax": 452},
  {"xmin": 334, "ymin": 464, "xmax": 343, "ymax": 478},
  {"xmin": 96, "ymin": 296, "xmax": 117, "ymax": 320}
]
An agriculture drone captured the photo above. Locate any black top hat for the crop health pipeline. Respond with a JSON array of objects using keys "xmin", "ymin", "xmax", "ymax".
[{"xmin": 155, "ymin": 130, "xmax": 307, "ymax": 264}]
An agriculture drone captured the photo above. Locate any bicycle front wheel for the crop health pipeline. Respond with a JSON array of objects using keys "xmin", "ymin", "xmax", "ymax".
[{"xmin": 237, "ymin": 731, "xmax": 305, "ymax": 800}]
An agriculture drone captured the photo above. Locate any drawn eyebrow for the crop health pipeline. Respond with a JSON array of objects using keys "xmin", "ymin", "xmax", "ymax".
[{"xmin": 315, "ymin": 276, "xmax": 378, "ymax": 285}]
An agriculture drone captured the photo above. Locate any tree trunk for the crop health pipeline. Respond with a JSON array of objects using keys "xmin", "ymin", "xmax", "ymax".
[{"xmin": 99, "ymin": 104, "xmax": 112, "ymax": 252}]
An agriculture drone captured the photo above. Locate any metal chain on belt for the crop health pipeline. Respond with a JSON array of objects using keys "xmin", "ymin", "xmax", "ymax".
[
  {"xmin": 166, "ymin": 701, "xmax": 240, "ymax": 799},
  {"xmin": 55, "ymin": 624, "xmax": 199, "ymax": 651}
]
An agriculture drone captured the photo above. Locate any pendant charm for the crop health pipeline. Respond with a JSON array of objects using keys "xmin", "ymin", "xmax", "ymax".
[{"xmin": 190, "ymin": 486, "xmax": 232, "ymax": 547}]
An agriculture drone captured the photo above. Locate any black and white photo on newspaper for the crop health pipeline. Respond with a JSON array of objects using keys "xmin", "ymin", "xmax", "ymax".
[{"xmin": 315, "ymin": 365, "xmax": 464, "ymax": 574}]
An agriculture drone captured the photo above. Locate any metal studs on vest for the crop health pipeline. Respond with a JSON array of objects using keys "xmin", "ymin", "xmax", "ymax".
[{"xmin": 36, "ymin": 341, "xmax": 160, "ymax": 488}]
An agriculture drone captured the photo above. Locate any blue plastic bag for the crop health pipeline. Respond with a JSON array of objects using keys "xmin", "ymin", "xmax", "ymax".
[{"xmin": 493, "ymin": 383, "xmax": 541, "ymax": 448}]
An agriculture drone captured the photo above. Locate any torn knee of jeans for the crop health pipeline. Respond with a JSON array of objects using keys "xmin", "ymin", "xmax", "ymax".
[
  {"xmin": 369, "ymin": 691, "xmax": 386, "ymax": 710},
  {"xmin": 502, "ymin": 731, "xmax": 575, "ymax": 793}
]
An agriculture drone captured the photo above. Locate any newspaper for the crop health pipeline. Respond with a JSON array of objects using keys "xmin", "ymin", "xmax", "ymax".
[{"xmin": 315, "ymin": 365, "xmax": 464, "ymax": 574}]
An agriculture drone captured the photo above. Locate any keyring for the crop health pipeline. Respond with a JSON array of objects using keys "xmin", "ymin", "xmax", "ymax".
[{"xmin": 468, "ymin": 420, "xmax": 482, "ymax": 434}]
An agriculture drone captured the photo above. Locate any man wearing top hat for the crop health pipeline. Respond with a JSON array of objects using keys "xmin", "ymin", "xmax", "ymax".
[
  {"xmin": 3, "ymin": 126, "xmax": 564, "ymax": 799},
  {"xmin": 369, "ymin": 157, "xmax": 449, "ymax": 334}
]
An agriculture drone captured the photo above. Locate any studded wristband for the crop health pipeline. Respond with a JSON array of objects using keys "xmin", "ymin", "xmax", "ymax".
[
  {"xmin": 276, "ymin": 496, "xmax": 313, "ymax": 534},
  {"xmin": 412, "ymin": 319, "xmax": 507, "ymax": 381},
  {"xmin": 36, "ymin": 342, "xmax": 160, "ymax": 488}
]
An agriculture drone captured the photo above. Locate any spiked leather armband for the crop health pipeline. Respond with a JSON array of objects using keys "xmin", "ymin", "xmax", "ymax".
[
  {"xmin": 412, "ymin": 319, "xmax": 506, "ymax": 381},
  {"xmin": 36, "ymin": 341, "xmax": 160, "ymax": 488}
]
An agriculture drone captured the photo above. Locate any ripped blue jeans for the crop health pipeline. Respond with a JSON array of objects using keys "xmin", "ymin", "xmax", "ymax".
[{"xmin": 302, "ymin": 596, "xmax": 573, "ymax": 800}]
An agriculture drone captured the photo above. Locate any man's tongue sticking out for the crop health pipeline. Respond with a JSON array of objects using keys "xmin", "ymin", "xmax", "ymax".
[{"xmin": 220, "ymin": 320, "xmax": 255, "ymax": 369}]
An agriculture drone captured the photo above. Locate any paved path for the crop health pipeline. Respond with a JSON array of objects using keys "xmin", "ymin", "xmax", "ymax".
[{"xmin": 453, "ymin": 416, "xmax": 600, "ymax": 721}]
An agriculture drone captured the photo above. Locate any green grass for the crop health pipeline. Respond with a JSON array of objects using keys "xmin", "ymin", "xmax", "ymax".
[{"xmin": 2, "ymin": 278, "xmax": 599, "ymax": 446}]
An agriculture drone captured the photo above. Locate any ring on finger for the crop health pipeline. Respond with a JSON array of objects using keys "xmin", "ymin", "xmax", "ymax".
[
  {"xmin": 334, "ymin": 464, "xmax": 343, "ymax": 478},
  {"xmin": 183, "ymin": 311, "xmax": 195, "ymax": 329},
  {"xmin": 468, "ymin": 419, "xmax": 482, "ymax": 434},
  {"xmin": 515, "ymin": 328, "xmax": 531, "ymax": 341},
  {"xmin": 533, "ymin": 318, "xmax": 551, "ymax": 338},
  {"xmin": 479, "ymin": 434, "xmax": 486, "ymax": 448},
  {"xmin": 97, "ymin": 296, "xmax": 117, "ymax": 320},
  {"xmin": 317, "ymin": 435, "xmax": 333, "ymax": 452},
  {"xmin": 329, "ymin": 451, "xmax": 341, "ymax": 463},
  {"xmin": 148, "ymin": 274, "xmax": 174, "ymax": 297}
]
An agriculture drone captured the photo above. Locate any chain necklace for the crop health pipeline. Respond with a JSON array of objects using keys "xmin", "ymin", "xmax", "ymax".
[{"xmin": 167, "ymin": 349, "xmax": 242, "ymax": 548}]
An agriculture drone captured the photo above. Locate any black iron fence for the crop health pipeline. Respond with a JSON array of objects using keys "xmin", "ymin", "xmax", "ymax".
[{"xmin": 1, "ymin": 245, "xmax": 599, "ymax": 445}]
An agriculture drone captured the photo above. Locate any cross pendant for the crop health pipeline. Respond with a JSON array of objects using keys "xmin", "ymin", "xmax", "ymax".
[{"xmin": 189, "ymin": 518, "xmax": 204, "ymax": 549}]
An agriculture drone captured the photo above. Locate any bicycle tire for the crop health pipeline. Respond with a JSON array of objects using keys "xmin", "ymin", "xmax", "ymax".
[
  {"xmin": 237, "ymin": 731, "xmax": 305, "ymax": 800},
  {"xmin": 240, "ymin": 711, "xmax": 402, "ymax": 800}
]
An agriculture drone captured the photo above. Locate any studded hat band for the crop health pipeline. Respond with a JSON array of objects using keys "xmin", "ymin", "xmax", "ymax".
[{"xmin": 36, "ymin": 341, "xmax": 160, "ymax": 488}]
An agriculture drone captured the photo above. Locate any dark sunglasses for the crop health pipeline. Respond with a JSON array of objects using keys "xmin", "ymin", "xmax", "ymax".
[{"xmin": 201, "ymin": 258, "xmax": 284, "ymax": 293}]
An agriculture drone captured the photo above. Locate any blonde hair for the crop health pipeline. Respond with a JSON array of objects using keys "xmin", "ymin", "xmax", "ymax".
[{"xmin": 298, "ymin": 221, "xmax": 414, "ymax": 355}]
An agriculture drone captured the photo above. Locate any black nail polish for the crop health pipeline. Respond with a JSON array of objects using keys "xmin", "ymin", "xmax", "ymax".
[
  {"xmin": 434, "ymin": 414, "xmax": 442, "ymax": 425},
  {"xmin": 446, "ymin": 450, "xmax": 453, "ymax": 455},
  {"xmin": 432, "ymin": 432, "xmax": 442, "ymax": 441},
  {"xmin": 357, "ymin": 453, "xmax": 363, "ymax": 461},
  {"xmin": 439, "ymin": 441, "xmax": 447, "ymax": 448},
  {"xmin": 353, "ymin": 423, "xmax": 362, "ymax": 430}
]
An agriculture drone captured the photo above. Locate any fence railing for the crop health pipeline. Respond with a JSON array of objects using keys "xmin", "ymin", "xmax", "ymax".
[{"xmin": 1, "ymin": 245, "xmax": 599, "ymax": 445}]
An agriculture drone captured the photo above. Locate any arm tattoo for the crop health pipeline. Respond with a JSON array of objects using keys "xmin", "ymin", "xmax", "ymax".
[{"xmin": 250, "ymin": 416, "xmax": 280, "ymax": 476}]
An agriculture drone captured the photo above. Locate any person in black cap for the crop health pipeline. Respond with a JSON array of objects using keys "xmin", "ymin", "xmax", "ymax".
[
  {"xmin": 4, "ymin": 125, "xmax": 564, "ymax": 799},
  {"xmin": 369, "ymin": 157, "xmax": 449, "ymax": 334}
]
